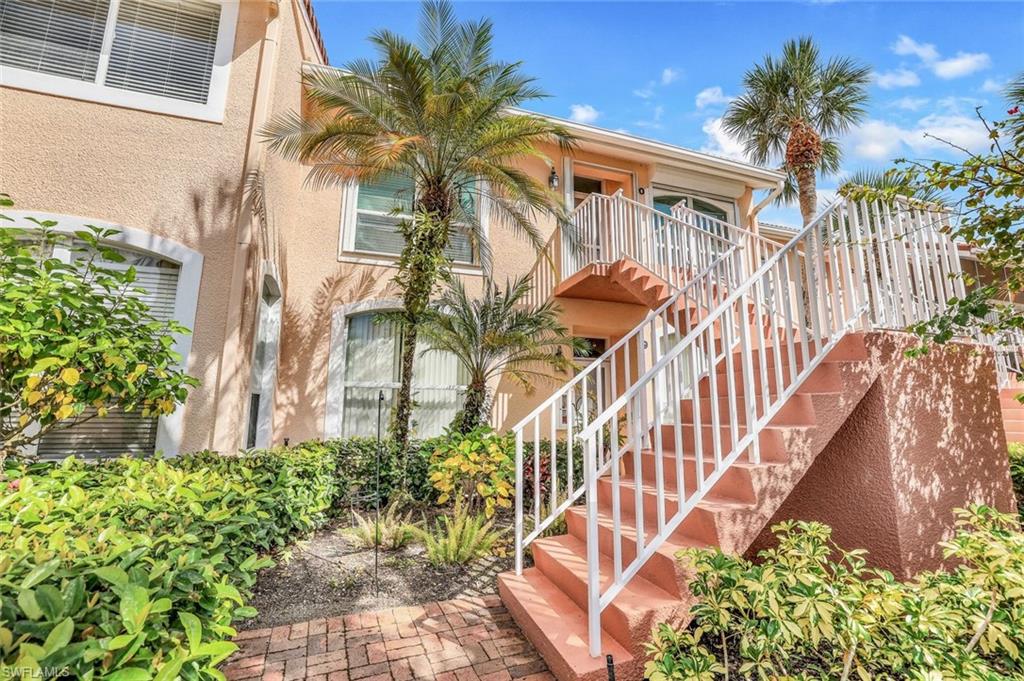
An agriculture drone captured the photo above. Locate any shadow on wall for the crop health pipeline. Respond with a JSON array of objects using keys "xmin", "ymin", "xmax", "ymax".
[
  {"xmin": 273, "ymin": 239, "xmax": 387, "ymax": 443},
  {"xmin": 748, "ymin": 334, "xmax": 1016, "ymax": 579}
]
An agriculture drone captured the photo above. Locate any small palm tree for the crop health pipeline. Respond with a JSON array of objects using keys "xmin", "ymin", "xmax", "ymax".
[
  {"xmin": 420, "ymin": 274, "xmax": 584, "ymax": 432},
  {"xmin": 839, "ymin": 168, "xmax": 947, "ymax": 206},
  {"xmin": 261, "ymin": 0, "xmax": 574, "ymax": 451},
  {"xmin": 724, "ymin": 37, "xmax": 871, "ymax": 226}
]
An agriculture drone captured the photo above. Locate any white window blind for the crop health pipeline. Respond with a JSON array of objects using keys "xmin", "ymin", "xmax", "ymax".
[
  {"xmin": 0, "ymin": 0, "xmax": 110, "ymax": 81},
  {"xmin": 340, "ymin": 312, "xmax": 467, "ymax": 438},
  {"xmin": 37, "ymin": 244, "xmax": 181, "ymax": 459},
  {"xmin": 0, "ymin": 0, "xmax": 231, "ymax": 117},
  {"xmin": 104, "ymin": 0, "xmax": 220, "ymax": 104},
  {"xmin": 351, "ymin": 174, "xmax": 477, "ymax": 264}
]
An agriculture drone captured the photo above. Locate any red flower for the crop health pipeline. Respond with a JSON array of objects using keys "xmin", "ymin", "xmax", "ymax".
[
  {"xmin": 6, "ymin": 479, "xmax": 20, "ymax": 491},
  {"xmin": 1009, "ymin": 106, "xmax": 1021, "ymax": 115}
]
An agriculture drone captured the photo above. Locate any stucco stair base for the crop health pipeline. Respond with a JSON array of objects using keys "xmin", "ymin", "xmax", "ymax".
[
  {"xmin": 1000, "ymin": 386, "xmax": 1024, "ymax": 443},
  {"xmin": 500, "ymin": 333, "xmax": 882, "ymax": 681}
]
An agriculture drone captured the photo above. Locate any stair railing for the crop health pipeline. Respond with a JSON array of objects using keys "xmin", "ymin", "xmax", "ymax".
[
  {"xmin": 564, "ymin": 191, "xmax": 738, "ymax": 290},
  {"xmin": 575, "ymin": 195, "xmax": 964, "ymax": 656},
  {"xmin": 512, "ymin": 244, "xmax": 743, "ymax": 573}
]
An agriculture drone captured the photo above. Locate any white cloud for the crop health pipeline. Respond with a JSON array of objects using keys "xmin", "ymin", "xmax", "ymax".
[
  {"xmin": 848, "ymin": 113, "xmax": 989, "ymax": 161},
  {"xmin": 661, "ymin": 68, "xmax": 680, "ymax": 85},
  {"xmin": 982, "ymin": 77, "xmax": 1006, "ymax": 94},
  {"xmin": 632, "ymin": 86, "xmax": 654, "ymax": 99},
  {"xmin": 932, "ymin": 52, "xmax": 991, "ymax": 79},
  {"xmin": 892, "ymin": 96, "xmax": 930, "ymax": 111},
  {"xmin": 874, "ymin": 69, "xmax": 921, "ymax": 89},
  {"xmin": 889, "ymin": 34, "xmax": 989, "ymax": 81},
  {"xmin": 695, "ymin": 86, "xmax": 733, "ymax": 109},
  {"xmin": 699, "ymin": 117, "xmax": 748, "ymax": 161},
  {"xmin": 891, "ymin": 35, "xmax": 939, "ymax": 63},
  {"xmin": 569, "ymin": 104, "xmax": 600, "ymax": 124}
]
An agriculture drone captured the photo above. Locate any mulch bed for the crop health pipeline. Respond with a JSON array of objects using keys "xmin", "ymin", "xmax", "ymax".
[{"xmin": 242, "ymin": 514, "xmax": 516, "ymax": 629}]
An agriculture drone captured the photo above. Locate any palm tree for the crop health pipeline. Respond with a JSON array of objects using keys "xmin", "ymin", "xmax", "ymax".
[
  {"xmin": 420, "ymin": 274, "xmax": 585, "ymax": 432},
  {"xmin": 838, "ymin": 168, "xmax": 948, "ymax": 206},
  {"xmin": 723, "ymin": 37, "xmax": 871, "ymax": 226},
  {"xmin": 261, "ymin": 1, "xmax": 574, "ymax": 451}
]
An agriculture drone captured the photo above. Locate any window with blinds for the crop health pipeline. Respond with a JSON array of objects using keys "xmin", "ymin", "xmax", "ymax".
[
  {"xmin": 0, "ymin": 0, "xmax": 110, "ymax": 81},
  {"xmin": 36, "ymin": 243, "xmax": 181, "ymax": 459},
  {"xmin": 340, "ymin": 312, "xmax": 467, "ymax": 438},
  {"xmin": 350, "ymin": 173, "xmax": 478, "ymax": 265},
  {"xmin": 0, "ymin": 0, "xmax": 230, "ymax": 117},
  {"xmin": 105, "ymin": 0, "xmax": 221, "ymax": 104}
]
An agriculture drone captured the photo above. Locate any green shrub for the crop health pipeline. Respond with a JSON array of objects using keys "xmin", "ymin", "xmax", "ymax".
[
  {"xmin": 345, "ymin": 502, "xmax": 418, "ymax": 550},
  {"xmin": 413, "ymin": 501, "xmax": 504, "ymax": 566},
  {"xmin": 645, "ymin": 505, "xmax": 1024, "ymax": 681},
  {"xmin": 322, "ymin": 436, "xmax": 437, "ymax": 506},
  {"xmin": 427, "ymin": 427, "xmax": 513, "ymax": 517},
  {"xmin": 0, "ymin": 442, "xmax": 340, "ymax": 680}
]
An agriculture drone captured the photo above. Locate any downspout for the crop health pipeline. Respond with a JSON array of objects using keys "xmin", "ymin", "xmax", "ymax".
[{"xmin": 210, "ymin": 0, "xmax": 282, "ymax": 451}]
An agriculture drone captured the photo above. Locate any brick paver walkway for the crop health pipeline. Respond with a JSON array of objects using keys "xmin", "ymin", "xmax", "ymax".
[{"xmin": 222, "ymin": 595, "xmax": 553, "ymax": 681}]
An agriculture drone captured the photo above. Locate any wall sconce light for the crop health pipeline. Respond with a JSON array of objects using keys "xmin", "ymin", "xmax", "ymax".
[{"xmin": 548, "ymin": 167, "xmax": 560, "ymax": 191}]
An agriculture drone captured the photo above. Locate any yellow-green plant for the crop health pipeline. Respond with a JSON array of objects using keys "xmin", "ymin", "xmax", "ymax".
[
  {"xmin": 346, "ymin": 501, "xmax": 418, "ymax": 550},
  {"xmin": 428, "ymin": 426, "xmax": 513, "ymax": 518},
  {"xmin": 414, "ymin": 500, "xmax": 504, "ymax": 566},
  {"xmin": 645, "ymin": 506, "xmax": 1024, "ymax": 681}
]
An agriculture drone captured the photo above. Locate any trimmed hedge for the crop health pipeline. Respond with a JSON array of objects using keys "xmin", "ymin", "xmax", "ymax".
[
  {"xmin": 1011, "ymin": 442, "xmax": 1024, "ymax": 519},
  {"xmin": 0, "ymin": 443, "xmax": 341, "ymax": 681}
]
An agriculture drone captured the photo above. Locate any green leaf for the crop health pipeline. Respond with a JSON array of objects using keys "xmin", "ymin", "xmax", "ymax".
[
  {"xmin": 17, "ymin": 589, "xmax": 43, "ymax": 620},
  {"xmin": 20, "ymin": 559, "xmax": 60, "ymax": 589},
  {"xmin": 179, "ymin": 612, "xmax": 201, "ymax": 654},
  {"xmin": 43, "ymin": 618, "xmax": 74, "ymax": 655},
  {"xmin": 118, "ymin": 585, "xmax": 151, "ymax": 634},
  {"xmin": 103, "ymin": 667, "xmax": 151, "ymax": 681},
  {"xmin": 94, "ymin": 566, "xmax": 129, "ymax": 589},
  {"xmin": 34, "ymin": 584, "xmax": 65, "ymax": 621},
  {"xmin": 194, "ymin": 641, "xmax": 238, "ymax": 666}
]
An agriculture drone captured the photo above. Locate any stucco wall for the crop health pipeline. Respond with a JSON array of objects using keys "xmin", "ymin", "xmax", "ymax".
[
  {"xmin": 0, "ymin": 1, "xmax": 278, "ymax": 453},
  {"xmin": 749, "ymin": 334, "xmax": 1017, "ymax": 578}
]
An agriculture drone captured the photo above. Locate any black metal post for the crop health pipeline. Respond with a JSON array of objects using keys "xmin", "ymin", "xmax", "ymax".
[
  {"xmin": 606, "ymin": 654, "xmax": 615, "ymax": 680},
  {"xmin": 374, "ymin": 390, "xmax": 384, "ymax": 597}
]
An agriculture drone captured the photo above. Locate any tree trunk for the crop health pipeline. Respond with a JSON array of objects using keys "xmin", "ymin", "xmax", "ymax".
[
  {"xmin": 795, "ymin": 164, "xmax": 818, "ymax": 227},
  {"xmin": 785, "ymin": 119, "xmax": 823, "ymax": 227},
  {"xmin": 456, "ymin": 379, "xmax": 489, "ymax": 433}
]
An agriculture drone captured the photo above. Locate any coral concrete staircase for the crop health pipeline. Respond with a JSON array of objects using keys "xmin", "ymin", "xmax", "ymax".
[{"xmin": 499, "ymin": 192, "xmax": 968, "ymax": 681}]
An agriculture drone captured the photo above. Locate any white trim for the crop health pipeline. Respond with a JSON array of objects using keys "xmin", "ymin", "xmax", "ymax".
[
  {"xmin": 5, "ymin": 210, "xmax": 204, "ymax": 456},
  {"xmin": 338, "ymin": 253, "xmax": 484, "ymax": 278},
  {"xmin": 0, "ymin": 0, "xmax": 239, "ymax": 123}
]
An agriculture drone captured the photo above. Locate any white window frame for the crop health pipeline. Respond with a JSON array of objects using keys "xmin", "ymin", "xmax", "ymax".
[
  {"xmin": 338, "ymin": 179, "xmax": 489, "ymax": 275},
  {"xmin": 0, "ymin": 0, "xmax": 239, "ymax": 122},
  {"xmin": 5, "ymin": 210, "xmax": 203, "ymax": 456},
  {"xmin": 244, "ymin": 263, "xmax": 282, "ymax": 450},
  {"xmin": 324, "ymin": 298, "xmax": 467, "ymax": 439}
]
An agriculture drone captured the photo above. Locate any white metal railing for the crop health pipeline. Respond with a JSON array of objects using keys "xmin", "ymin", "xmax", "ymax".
[
  {"xmin": 551, "ymin": 195, "xmax": 964, "ymax": 656},
  {"xmin": 512, "ymin": 245, "xmax": 744, "ymax": 570},
  {"xmin": 563, "ymin": 191, "xmax": 738, "ymax": 290}
]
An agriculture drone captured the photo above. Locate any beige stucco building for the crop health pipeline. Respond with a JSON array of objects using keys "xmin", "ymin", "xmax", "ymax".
[{"xmin": 3, "ymin": 0, "xmax": 799, "ymax": 457}]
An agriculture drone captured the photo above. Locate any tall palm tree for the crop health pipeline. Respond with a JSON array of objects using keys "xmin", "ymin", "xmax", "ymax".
[
  {"xmin": 420, "ymin": 274, "xmax": 584, "ymax": 432},
  {"xmin": 262, "ymin": 1, "xmax": 573, "ymax": 451},
  {"xmin": 723, "ymin": 37, "xmax": 871, "ymax": 226}
]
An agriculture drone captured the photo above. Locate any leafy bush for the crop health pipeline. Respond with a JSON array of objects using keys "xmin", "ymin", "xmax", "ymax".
[
  {"xmin": 345, "ymin": 502, "xmax": 418, "ymax": 550},
  {"xmin": 0, "ymin": 442, "xmax": 340, "ymax": 680},
  {"xmin": 413, "ymin": 500, "xmax": 505, "ymax": 566},
  {"xmin": 645, "ymin": 506, "xmax": 1024, "ymax": 681},
  {"xmin": 427, "ymin": 427, "xmax": 513, "ymax": 517},
  {"xmin": 0, "ymin": 199, "xmax": 197, "ymax": 463},
  {"xmin": 322, "ymin": 436, "xmax": 437, "ymax": 505}
]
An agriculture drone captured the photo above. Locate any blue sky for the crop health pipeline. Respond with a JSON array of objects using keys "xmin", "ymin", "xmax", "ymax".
[{"xmin": 311, "ymin": 1, "xmax": 1023, "ymax": 226}]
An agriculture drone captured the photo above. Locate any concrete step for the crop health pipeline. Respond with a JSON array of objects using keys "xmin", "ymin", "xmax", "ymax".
[
  {"xmin": 498, "ymin": 569, "xmax": 635, "ymax": 681},
  {"xmin": 531, "ymin": 535, "xmax": 681, "ymax": 655}
]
